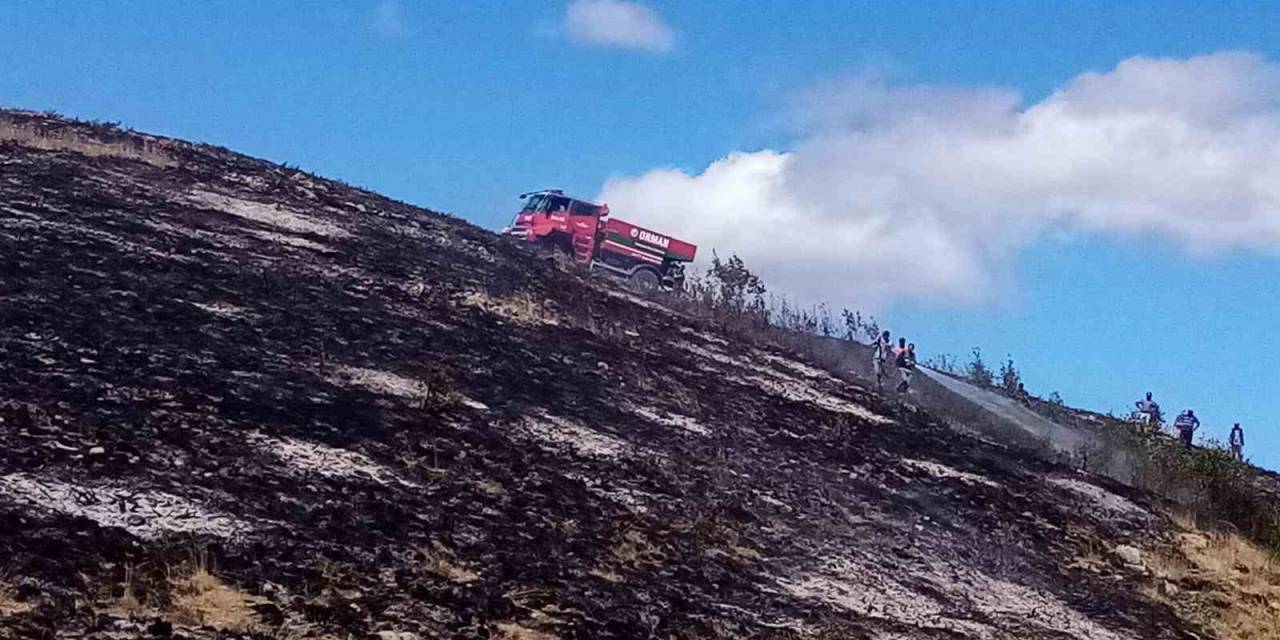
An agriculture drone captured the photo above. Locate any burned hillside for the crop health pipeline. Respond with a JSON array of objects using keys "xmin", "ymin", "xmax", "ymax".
[{"xmin": 0, "ymin": 110, "xmax": 1235, "ymax": 639}]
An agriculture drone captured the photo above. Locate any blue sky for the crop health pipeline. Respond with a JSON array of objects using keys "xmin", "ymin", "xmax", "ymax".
[{"xmin": 2, "ymin": 1, "xmax": 1277, "ymax": 467}]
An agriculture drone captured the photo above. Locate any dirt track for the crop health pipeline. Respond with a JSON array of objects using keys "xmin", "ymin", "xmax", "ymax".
[{"xmin": 0, "ymin": 111, "xmax": 1203, "ymax": 639}]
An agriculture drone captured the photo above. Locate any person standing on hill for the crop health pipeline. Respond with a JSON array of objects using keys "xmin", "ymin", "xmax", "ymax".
[
  {"xmin": 872, "ymin": 330, "xmax": 891, "ymax": 389},
  {"xmin": 1135, "ymin": 392, "xmax": 1158, "ymax": 426},
  {"xmin": 1016, "ymin": 382, "xmax": 1031, "ymax": 407},
  {"xmin": 1229, "ymin": 423, "xmax": 1245, "ymax": 462},
  {"xmin": 896, "ymin": 342, "xmax": 917, "ymax": 394},
  {"xmin": 1173, "ymin": 410, "xmax": 1200, "ymax": 449}
]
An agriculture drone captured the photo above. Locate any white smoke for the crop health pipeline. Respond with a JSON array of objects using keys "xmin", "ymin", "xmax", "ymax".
[{"xmin": 600, "ymin": 52, "xmax": 1280, "ymax": 308}]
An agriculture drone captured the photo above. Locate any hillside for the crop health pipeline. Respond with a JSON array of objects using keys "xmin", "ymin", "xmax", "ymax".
[{"xmin": 0, "ymin": 110, "xmax": 1268, "ymax": 639}]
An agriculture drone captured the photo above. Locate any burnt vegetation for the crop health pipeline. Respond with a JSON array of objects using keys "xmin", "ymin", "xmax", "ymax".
[{"xmin": 0, "ymin": 109, "xmax": 1271, "ymax": 639}]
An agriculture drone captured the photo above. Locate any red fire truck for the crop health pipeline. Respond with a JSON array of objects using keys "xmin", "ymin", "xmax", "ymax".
[{"xmin": 505, "ymin": 189, "xmax": 697, "ymax": 291}]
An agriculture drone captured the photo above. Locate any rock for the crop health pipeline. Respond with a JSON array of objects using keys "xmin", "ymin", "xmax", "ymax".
[
  {"xmin": 88, "ymin": 446, "xmax": 105, "ymax": 455},
  {"xmin": 376, "ymin": 632, "xmax": 422, "ymax": 640},
  {"xmin": 1115, "ymin": 544, "xmax": 1143, "ymax": 565}
]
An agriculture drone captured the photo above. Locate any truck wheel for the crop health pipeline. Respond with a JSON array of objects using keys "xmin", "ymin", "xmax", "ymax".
[{"xmin": 629, "ymin": 268, "xmax": 660, "ymax": 293}]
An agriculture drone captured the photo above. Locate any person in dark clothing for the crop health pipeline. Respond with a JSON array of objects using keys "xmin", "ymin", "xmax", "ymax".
[
  {"xmin": 1229, "ymin": 423, "xmax": 1245, "ymax": 462},
  {"xmin": 1173, "ymin": 410, "xmax": 1200, "ymax": 449},
  {"xmin": 1016, "ymin": 382, "xmax": 1031, "ymax": 407},
  {"xmin": 895, "ymin": 342, "xmax": 917, "ymax": 393}
]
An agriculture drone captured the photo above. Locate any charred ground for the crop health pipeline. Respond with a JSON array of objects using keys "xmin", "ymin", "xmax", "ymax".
[{"xmin": 0, "ymin": 111, "xmax": 1211, "ymax": 639}]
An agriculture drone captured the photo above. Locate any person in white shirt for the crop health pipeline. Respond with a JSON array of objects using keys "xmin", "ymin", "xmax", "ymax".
[
  {"xmin": 1134, "ymin": 392, "xmax": 1157, "ymax": 425},
  {"xmin": 871, "ymin": 330, "xmax": 891, "ymax": 389}
]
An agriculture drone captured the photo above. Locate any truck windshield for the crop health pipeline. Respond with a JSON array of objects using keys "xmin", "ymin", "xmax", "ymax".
[{"xmin": 521, "ymin": 194, "xmax": 547, "ymax": 213}]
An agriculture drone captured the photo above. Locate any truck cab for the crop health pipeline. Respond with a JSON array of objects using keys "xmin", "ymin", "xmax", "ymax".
[{"xmin": 506, "ymin": 190, "xmax": 607, "ymax": 264}]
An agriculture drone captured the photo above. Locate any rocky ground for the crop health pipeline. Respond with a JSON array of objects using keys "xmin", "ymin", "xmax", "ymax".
[{"xmin": 0, "ymin": 110, "xmax": 1217, "ymax": 639}]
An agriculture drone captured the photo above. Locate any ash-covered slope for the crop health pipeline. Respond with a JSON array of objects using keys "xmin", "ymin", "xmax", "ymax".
[{"xmin": 0, "ymin": 111, "xmax": 1201, "ymax": 639}]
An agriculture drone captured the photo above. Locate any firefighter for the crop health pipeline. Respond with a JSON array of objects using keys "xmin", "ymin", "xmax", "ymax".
[
  {"xmin": 1173, "ymin": 410, "xmax": 1200, "ymax": 449},
  {"xmin": 872, "ymin": 330, "xmax": 891, "ymax": 389},
  {"xmin": 1229, "ymin": 423, "xmax": 1245, "ymax": 462},
  {"xmin": 896, "ymin": 342, "xmax": 917, "ymax": 394}
]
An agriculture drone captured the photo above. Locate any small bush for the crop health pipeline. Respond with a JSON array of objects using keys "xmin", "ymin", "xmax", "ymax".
[
  {"xmin": 707, "ymin": 252, "xmax": 767, "ymax": 317},
  {"xmin": 998, "ymin": 355, "xmax": 1023, "ymax": 395},
  {"xmin": 841, "ymin": 308, "xmax": 881, "ymax": 343},
  {"xmin": 924, "ymin": 353, "xmax": 960, "ymax": 374},
  {"xmin": 965, "ymin": 347, "xmax": 994, "ymax": 387}
]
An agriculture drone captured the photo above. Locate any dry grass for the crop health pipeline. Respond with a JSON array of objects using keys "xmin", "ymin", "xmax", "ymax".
[
  {"xmin": 331, "ymin": 365, "xmax": 457, "ymax": 413},
  {"xmin": 106, "ymin": 556, "xmax": 261, "ymax": 631},
  {"xmin": 610, "ymin": 529, "xmax": 663, "ymax": 568},
  {"xmin": 1148, "ymin": 519, "xmax": 1280, "ymax": 639},
  {"xmin": 0, "ymin": 578, "xmax": 32, "ymax": 617},
  {"xmin": 0, "ymin": 122, "xmax": 176, "ymax": 167},
  {"xmin": 494, "ymin": 622, "xmax": 558, "ymax": 640},
  {"xmin": 167, "ymin": 565, "xmax": 262, "ymax": 631},
  {"xmin": 457, "ymin": 291, "xmax": 560, "ymax": 327},
  {"xmin": 417, "ymin": 545, "xmax": 480, "ymax": 584},
  {"xmin": 114, "ymin": 564, "xmax": 145, "ymax": 617}
]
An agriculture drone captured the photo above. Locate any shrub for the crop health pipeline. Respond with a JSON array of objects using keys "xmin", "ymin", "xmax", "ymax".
[
  {"xmin": 924, "ymin": 353, "xmax": 960, "ymax": 374},
  {"xmin": 965, "ymin": 347, "xmax": 995, "ymax": 387},
  {"xmin": 707, "ymin": 252, "xmax": 766, "ymax": 318},
  {"xmin": 841, "ymin": 308, "xmax": 880, "ymax": 343},
  {"xmin": 998, "ymin": 355, "xmax": 1022, "ymax": 394}
]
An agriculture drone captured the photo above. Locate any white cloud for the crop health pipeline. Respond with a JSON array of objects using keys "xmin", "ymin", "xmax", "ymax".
[
  {"xmin": 600, "ymin": 52, "xmax": 1280, "ymax": 309},
  {"xmin": 371, "ymin": 0, "xmax": 410, "ymax": 38},
  {"xmin": 564, "ymin": 0, "xmax": 674, "ymax": 53}
]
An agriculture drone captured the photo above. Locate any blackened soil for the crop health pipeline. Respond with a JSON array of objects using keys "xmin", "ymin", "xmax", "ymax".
[{"xmin": 0, "ymin": 111, "xmax": 1201, "ymax": 639}]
